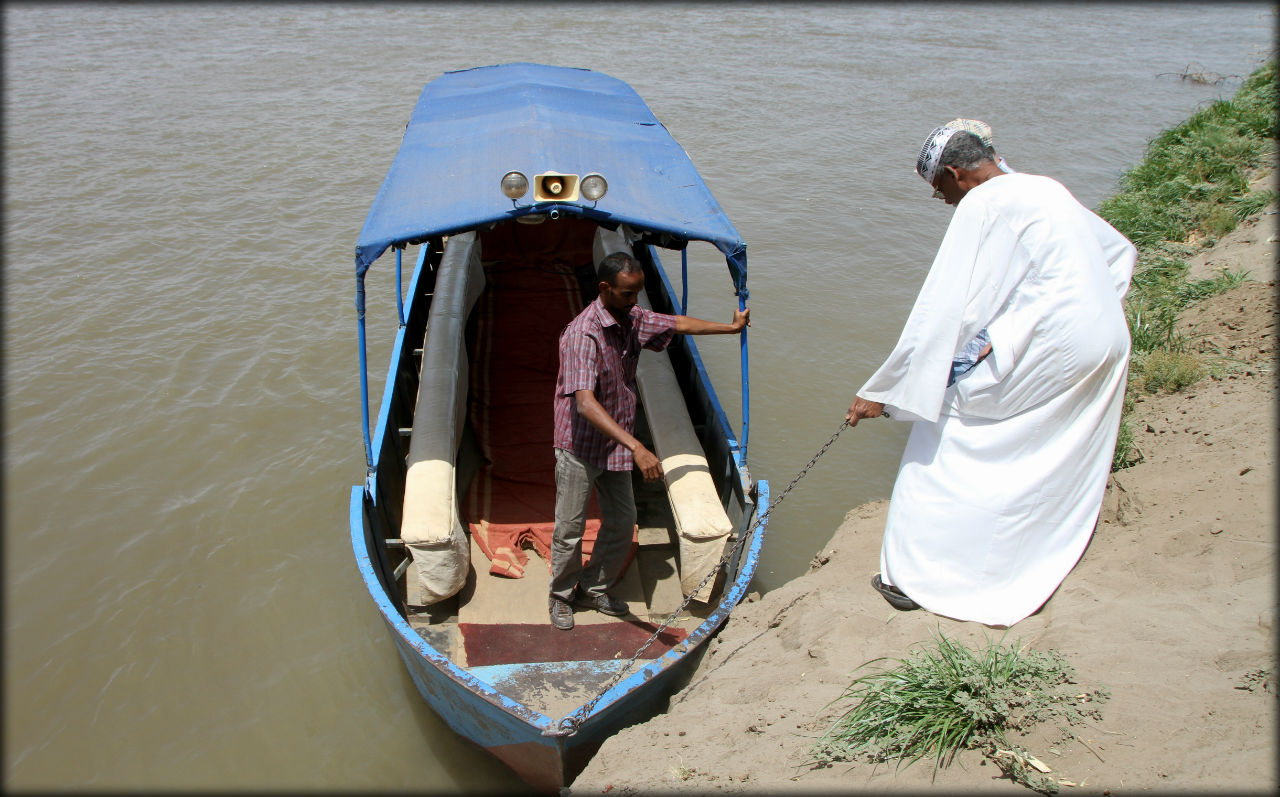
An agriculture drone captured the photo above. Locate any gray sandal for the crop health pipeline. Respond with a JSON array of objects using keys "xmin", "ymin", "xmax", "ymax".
[{"xmin": 871, "ymin": 574, "xmax": 920, "ymax": 611}]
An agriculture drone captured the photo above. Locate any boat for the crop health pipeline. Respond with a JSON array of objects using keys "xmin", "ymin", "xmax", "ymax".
[{"xmin": 347, "ymin": 62, "xmax": 769, "ymax": 791}]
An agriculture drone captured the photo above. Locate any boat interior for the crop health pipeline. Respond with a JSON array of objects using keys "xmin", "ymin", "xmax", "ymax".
[{"xmin": 391, "ymin": 216, "xmax": 732, "ymax": 719}]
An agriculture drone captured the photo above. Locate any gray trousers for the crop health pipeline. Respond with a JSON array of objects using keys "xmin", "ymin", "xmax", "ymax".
[{"xmin": 549, "ymin": 448, "xmax": 636, "ymax": 603}]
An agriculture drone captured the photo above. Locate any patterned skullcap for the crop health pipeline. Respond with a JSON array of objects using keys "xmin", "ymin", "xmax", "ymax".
[
  {"xmin": 945, "ymin": 118, "xmax": 995, "ymax": 150},
  {"xmin": 915, "ymin": 125, "xmax": 958, "ymax": 186}
]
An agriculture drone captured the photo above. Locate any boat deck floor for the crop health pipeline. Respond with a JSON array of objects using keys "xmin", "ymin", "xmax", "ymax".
[
  {"xmin": 405, "ymin": 471, "xmax": 719, "ymax": 717},
  {"xmin": 406, "ymin": 526, "xmax": 712, "ymax": 719}
]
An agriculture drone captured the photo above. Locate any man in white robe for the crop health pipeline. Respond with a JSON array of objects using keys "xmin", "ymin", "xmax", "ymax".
[{"xmin": 846, "ymin": 126, "xmax": 1136, "ymax": 627}]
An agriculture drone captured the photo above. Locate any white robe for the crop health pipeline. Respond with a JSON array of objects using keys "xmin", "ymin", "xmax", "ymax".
[{"xmin": 859, "ymin": 173, "xmax": 1136, "ymax": 627}]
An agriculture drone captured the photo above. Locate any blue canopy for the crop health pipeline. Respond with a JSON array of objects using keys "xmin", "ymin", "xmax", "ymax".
[{"xmin": 354, "ymin": 63, "xmax": 747, "ymax": 286}]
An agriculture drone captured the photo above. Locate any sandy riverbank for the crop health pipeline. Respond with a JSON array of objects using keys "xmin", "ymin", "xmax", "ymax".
[{"xmin": 571, "ymin": 198, "xmax": 1276, "ymax": 794}]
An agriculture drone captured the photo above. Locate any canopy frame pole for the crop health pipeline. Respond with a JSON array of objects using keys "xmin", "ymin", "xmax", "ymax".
[
  {"xmin": 738, "ymin": 278, "xmax": 750, "ymax": 459},
  {"xmin": 356, "ymin": 270, "xmax": 374, "ymax": 475},
  {"xmin": 395, "ymin": 247, "xmax": 406, "ymax": 327},
  {"xmin": 680, "ymin": 248, "xmax": 689, "ymax": 314},
  {"xmin": 415, "ymin": 240, "xmax": 432, "ymax": 283}
]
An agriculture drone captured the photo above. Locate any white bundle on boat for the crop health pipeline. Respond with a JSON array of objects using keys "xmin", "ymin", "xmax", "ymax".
[
  {"xmin": 401, "ymin": 232, "xmax": 485, "ymax": 604},
  {"xmin": 593, "ymin": 226, "xmax": 734, "ymax": 603}
]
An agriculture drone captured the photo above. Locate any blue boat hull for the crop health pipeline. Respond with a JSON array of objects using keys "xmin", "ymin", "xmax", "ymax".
[
  {"xmin": 350, "ymin": 477, "xmax": 770, "ymax": 790},
  {"xmin": 350, "ymin": 240, "xmax": 767, "ymax": 789},
  {"xmin": 348, "ymin": 64, "xmax": 766, "ymax": 791}
]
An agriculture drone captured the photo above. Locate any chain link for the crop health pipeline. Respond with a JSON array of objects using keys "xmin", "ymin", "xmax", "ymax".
[{"xmin": 550, "ymin": 418, "xmax": 851, "ymax": 736}]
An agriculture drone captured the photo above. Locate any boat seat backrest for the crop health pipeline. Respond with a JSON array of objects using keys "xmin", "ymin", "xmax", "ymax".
[
  {"xmin": 593, "ymin": 226, "xmax": 734, "ymax": 543},
  {"xmin": 402, "ymin": 232, "xmax": 485, "ymax": 546}
]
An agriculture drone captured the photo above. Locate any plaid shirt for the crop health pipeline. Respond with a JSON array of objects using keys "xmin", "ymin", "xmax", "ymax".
[{"xmin": 554, "ymin": 297, "xmax": 678, "ymax": 470}]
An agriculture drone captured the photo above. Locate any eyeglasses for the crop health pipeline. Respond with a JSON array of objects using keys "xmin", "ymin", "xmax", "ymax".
[{"xmin": 931, "ymin": 168, "xmax": 949, "ymax": 200}]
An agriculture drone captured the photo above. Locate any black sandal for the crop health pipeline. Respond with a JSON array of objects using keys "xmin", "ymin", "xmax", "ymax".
[{"xmin": 871, "ymin": 574, "xmax": 920, "ymax": 611}]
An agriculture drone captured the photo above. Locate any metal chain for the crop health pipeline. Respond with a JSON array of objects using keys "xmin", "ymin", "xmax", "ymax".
[{"xmin": 550, "ymin": 417, "xmax": 852, "ymax": 736}]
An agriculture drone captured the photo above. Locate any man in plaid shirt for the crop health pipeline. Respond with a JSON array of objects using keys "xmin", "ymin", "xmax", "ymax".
[{"xmin": 549, "ymin": 251, "xmax": 749, "ymax": 630}]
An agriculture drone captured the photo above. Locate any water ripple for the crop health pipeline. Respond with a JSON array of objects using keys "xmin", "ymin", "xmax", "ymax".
[{"xmin": 4, "ymin": 2, "xmax": 1272, "ymax": 790}]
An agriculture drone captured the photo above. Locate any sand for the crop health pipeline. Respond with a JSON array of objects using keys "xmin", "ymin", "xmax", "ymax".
[{"xmin": 571, "ymin": 202, "xmax": 1276, "ymax": 794}]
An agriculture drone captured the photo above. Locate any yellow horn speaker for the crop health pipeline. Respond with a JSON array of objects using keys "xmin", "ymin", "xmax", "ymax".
[{"xmin": 533, "ymin": 172, "xmax": 580, "ymax": 202}]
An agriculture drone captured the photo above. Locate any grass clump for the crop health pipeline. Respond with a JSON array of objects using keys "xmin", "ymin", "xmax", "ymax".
[
  {"xmin": 1111, "ymin": 417, "xmax": 1138, "ymax": 471},
  {"xmin": 1097, "ymin": 60, "xmax": 1276, "ymax": 249},
  {"xmin": 1114, "ymin": 257, "xmax": 1255, "ymax": 470},
  {"xmin": 809, "ymin": 632, "xmax": 1107, "ymax": 794},
  {"xmin": 1233, "ymin": 187, "xmax": 1277, "ymax": 220},
  {"xmin": 1122, "ymin": 258, "xmax": 1250, "ymax": 357},
  {"xmin": 1101, "ymin": 58, "xmax": 1276, "ymax": 470},
  {"xmin": 1111, "ymin": 389, "xmax": 1141, "ymax": 471},
  {"xmin": 1137, "ymin": 350, "xmax": 1206, "ymax": 394}
]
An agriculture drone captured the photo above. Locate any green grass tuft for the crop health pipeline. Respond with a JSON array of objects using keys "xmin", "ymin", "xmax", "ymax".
[
  {"xmin": 1137, "ymin": 350, "xmax": 1207, "ymax": 394},
  {"xmin": 1102, "ymin": 58, "xmax": 1275, "ymax": 470},
  {"xmin": 1234, "ymin": 188, "xmax": 1277, "ymax": 219},
  {"xmin": 1112, "ymin": 417, "xmax": 1138, "ymax": 471},
  {"xmin": 809, "ymin": 633, "xmax": 1107, "ymax": 793},
  {"xmin": 1125, "ymin": 294, "xmax": 1186, "ymax": 353}
]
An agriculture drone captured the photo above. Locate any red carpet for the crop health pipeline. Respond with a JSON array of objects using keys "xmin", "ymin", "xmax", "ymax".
[
  {"xmin": 464, "ymin": 219, "xmax": 637, "ymax": 578},
  {"xmin": 459, "ymin": 620, "xmax": 688, "ymax": 667}
]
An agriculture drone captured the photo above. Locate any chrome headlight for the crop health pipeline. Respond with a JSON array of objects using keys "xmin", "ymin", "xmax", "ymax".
[
  {"xmin": 580, "ymin": 173, "xmax": 608, "ymax": 202},
  {"xmin": 500, "ymin": 171, "xmax": 528, "ymax": 200}
]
